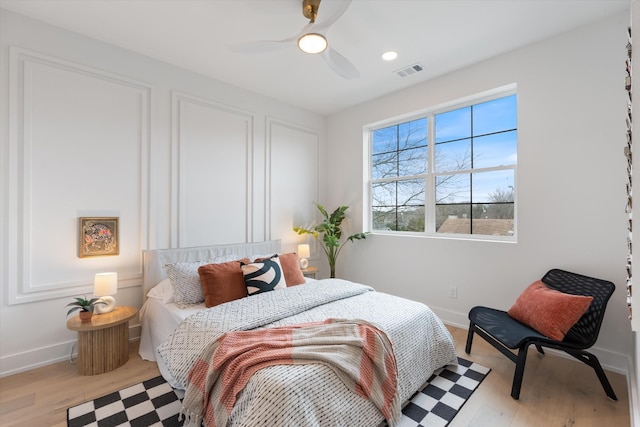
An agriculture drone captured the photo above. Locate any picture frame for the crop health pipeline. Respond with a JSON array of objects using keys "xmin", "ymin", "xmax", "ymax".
[{"xmin": 78, "ymin": 217, "xmax": 119, "ymax": 258}]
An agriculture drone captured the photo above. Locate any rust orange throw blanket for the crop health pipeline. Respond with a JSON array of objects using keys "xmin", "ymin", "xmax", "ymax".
[{"xmin": 180, "ymin": 318, "xmax": 400, "ymax": 427}]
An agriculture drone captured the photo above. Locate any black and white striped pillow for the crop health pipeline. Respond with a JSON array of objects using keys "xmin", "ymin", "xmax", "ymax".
[{"xmin": 241, "ymin": 256, "xmax": 287, "ymax": 295}]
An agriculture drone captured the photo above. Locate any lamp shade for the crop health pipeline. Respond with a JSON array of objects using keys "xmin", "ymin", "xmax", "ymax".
[
  {"xmin": 94, "ymin": 272, "xmax": 118, "ymax": 296},
  {"xmin": 94, "ymin": 272, "xmax": 117, "ymax": 314},
  {"xmin": 297, "ymin": 244, "xmax": 311, "ymax": 259},
  {"xmin": 297, "ymin": 244, "xmax": 310, "ymax": 269}
]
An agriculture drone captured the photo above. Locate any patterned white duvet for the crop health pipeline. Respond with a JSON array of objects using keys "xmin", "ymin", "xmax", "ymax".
[{"xmin": 158, "ymin": 279, "xmax": 457, "ymax": 427}]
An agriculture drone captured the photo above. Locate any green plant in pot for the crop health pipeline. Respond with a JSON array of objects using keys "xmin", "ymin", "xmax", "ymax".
[
  {"xmin": 294, "ymin": 203, "xmax": 370, "ymax": 278},
  {"xmin": 66, "ymin": 296, "xmax": 106, "ymax": 322}
]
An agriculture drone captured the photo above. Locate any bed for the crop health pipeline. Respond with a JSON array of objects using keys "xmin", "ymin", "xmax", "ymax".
[{"xmin": 138, "ymin": 240, "xmax": 457, "ymax": 427}]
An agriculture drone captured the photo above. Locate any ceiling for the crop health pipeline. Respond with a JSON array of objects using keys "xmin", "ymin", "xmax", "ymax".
[{"xmin": 0, "ymin": 0, "xmax": 629, "ymax": 115}]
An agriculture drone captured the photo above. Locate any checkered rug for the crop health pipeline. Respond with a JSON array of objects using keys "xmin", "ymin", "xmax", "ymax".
[
  {"xmin": 394, "ymin": 357, "xmax": 490, "ymax": 427},
  {"xmin": 67, "ymin": 357, "xmax": 489, "ymax": 427}
]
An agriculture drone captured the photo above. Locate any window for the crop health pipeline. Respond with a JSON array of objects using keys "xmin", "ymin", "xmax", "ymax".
[{"xmin": 369, "ymin": 91, "xmax": 517, "ymax": 239}]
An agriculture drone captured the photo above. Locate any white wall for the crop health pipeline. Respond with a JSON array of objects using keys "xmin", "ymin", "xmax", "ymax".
[
  {"xmin": 326, "ymin": 12, "xmax": 633, "ymax": 373},
  {"xmin": 0, "ymin": 9, "xmax": 325, "ymax": 376}
]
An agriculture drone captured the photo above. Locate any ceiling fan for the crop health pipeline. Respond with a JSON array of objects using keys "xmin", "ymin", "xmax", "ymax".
[{"xmin": 228, "ymin": 0, "xmax": 360, "ymax": 80}]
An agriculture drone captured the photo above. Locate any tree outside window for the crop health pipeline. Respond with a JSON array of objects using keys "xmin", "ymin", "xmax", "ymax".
[{"xmin": 370, "ymin": 92, "xmax": 517, "ymax": 238}]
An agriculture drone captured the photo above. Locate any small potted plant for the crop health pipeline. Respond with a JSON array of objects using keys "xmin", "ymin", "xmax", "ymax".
[{"xmin": 66, "ymin": 296, "xmax": 106, "ymax": 322}]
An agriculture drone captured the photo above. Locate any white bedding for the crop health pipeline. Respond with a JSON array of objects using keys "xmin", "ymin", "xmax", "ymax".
[
  {"xmin": 138, "ymin": 241, "xmax": 457, "ymax": 426},
  {"xmin": 147, "ymin": 280, "xmax": 456, "ymax": 426},
  {"xmin": 139, "ymin": 297, "xmax": 204, "ymax": 387}
]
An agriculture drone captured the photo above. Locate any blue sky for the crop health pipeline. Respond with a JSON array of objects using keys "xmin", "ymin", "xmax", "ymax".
[{"xmin": 372, "ymin": 94, "xmax": 517, "ymax": 206}]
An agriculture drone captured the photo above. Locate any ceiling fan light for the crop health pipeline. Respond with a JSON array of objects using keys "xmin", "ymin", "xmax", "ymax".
[{"xmin": 298, "ymin": 33, "xmax": 328, "ymax": 54}]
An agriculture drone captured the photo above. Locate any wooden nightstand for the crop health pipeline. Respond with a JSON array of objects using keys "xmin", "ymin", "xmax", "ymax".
[
  {"xmin": 301, "ymin": 266, "xmax": 318, "ymax": 279},
  {"xmin": 66, "ymin": 306, "xmax": 137, "ymax": 376}
]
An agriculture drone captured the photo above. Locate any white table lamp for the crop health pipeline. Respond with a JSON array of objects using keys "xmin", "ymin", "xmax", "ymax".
[
  {"xmin": 94, "ymin": 272, "xmax": 117, "ymax": 314},
  {"xmin": 298, "ymin": 244, "xmax": 310, "ymax": 269}
]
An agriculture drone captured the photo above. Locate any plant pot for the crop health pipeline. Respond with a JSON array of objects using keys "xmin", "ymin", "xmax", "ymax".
[{"xmin": 79, "ymin": 311, "xmax": 93, "ymax": 322}]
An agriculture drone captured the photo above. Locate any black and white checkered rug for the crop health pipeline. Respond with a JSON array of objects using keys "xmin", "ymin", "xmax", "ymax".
[
  {"xmin": 67, "ymin": 357, "xmax": 489, "ymax": 427},
  {"xmin": 395, "ymin": 357, "xmax": 490, "ymax": 427}
]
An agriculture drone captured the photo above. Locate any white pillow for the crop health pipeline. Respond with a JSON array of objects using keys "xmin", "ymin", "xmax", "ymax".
[
  {"xmin": 165, "ymin": 254, "xmax": 241, "ymax": 306},
  {"xmin": 146, "ymin": 278, "xmax": 174, "ymax": 304}
]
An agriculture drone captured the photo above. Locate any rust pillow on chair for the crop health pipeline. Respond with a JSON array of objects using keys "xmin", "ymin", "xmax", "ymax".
[
  {"xmin": 197, "ymin": 258, "xmax": 250, "ymax": 308},
  {"xmin": 507, "ymin": 280, "xmax": 593, "ymax": 341}
]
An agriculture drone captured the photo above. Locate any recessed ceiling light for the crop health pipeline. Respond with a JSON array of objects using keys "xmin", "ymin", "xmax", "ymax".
[{"xmin": 382, "ymin": 51, "xmax": 398, "ymax": 61}]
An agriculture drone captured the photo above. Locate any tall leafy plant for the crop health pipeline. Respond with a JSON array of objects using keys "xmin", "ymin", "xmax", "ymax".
[{"xmin": 294, "ymin": 203, "xmax": 369, "ymax": 278}]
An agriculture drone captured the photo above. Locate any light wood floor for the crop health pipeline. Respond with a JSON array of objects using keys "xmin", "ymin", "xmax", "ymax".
[{"xmin": 0, "ymin": 325, "xmax": 631, "ymax": 426}]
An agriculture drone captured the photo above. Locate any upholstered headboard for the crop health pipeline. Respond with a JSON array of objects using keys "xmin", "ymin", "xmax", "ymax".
[{"xmin": 142, "ymin": 240, "xmax": 281, "ymax": 297}]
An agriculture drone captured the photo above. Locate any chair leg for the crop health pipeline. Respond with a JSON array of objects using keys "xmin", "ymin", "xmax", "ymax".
[
  {"xmin": 565, "ymin": 350, "xmax": 618, "ymax": 401},
  {"xmin": 511, "ymin": 345, "xmax": 530, "ymax": 400},
  {"xmin": 465, "ymin": 323, "xmax": 475, "ymax": 354},
  {"xmin": 586, "ymin": 353, "xmax": 618, "ymax": 401}
]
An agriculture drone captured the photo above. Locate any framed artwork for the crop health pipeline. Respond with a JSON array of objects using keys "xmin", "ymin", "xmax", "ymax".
[{"xmin": 78, "ymin": 217, "xmax": 119, "ymax": 258}]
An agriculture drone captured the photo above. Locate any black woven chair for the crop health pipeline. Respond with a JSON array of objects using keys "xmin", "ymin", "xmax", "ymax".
[{"xmin": 465, "ymin": 268, "xmax": 617, "ymax": 400}]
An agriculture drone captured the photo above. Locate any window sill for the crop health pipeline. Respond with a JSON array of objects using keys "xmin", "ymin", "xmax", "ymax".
[{"xmin": 371, "ymin": 230, "xmax": 517, "ymax": 244}]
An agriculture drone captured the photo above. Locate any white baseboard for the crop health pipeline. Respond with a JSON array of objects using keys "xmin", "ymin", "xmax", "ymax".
[
  {"xmin": 430, "ymin": 306, "xmax": 469, "ymax": 331},
  {"xmin": 0, "ymin": 323, "xmax": 141, "ymax": 378}
]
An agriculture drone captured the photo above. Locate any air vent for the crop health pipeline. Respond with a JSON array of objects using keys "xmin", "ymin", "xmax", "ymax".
[{"xmin": 394, "ymin": 62, "xmax": 424, "ymax": 78}]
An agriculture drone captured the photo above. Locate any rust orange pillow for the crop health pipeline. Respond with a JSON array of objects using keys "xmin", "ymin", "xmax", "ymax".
[
  {"xmin": 197, "ymin": 258, "xmax": 249, "ymax": 308},
  {"xmin": 507, "ymin": 280, "xmax": 593, "ymax": 341},
  {"xmin": 255, "ymin": 253, "xmax": 306, "ymax": 286}
]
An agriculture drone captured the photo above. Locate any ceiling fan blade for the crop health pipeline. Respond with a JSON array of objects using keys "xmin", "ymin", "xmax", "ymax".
[
  {"xmin": 228, "ymin": 22, "xmax": 314, "ymax": 54},
  {"xmin": 323, "ymin": 46, "xmax": 360, "ymax": 80},
  {"xmin": 228, "ymin": 40, "xmax": 290, "ymax": 54},
  {"xmin": 313, "ymin": 0, "xmax": 352, "ymax": 33}
]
